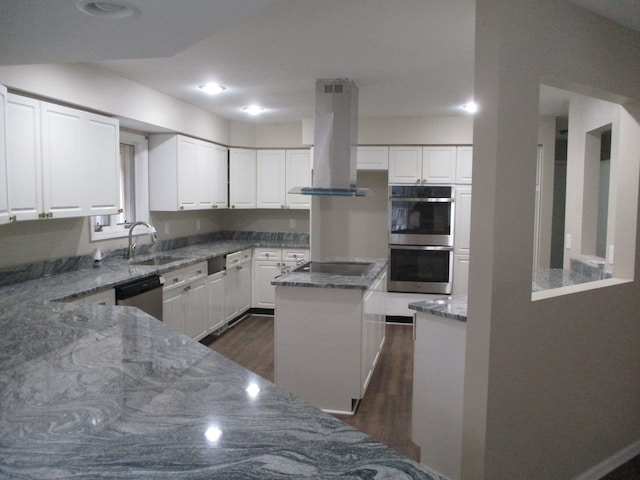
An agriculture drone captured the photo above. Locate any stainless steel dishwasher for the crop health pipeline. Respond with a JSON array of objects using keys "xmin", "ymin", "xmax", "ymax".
[{"xmin": 115, "ymin": 274, "xmax": 163, "ymax": 321}]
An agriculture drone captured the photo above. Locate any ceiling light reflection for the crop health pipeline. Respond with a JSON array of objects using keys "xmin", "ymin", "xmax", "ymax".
[
  {"xmin": 205, "ymin": 426, "xmax": 222, "ymax": 442},
  {"xmin": 199, "ymin": 83, "xmax": 226, "ymax": 95},
  {"xmin": 461, "ymin": 102, "xmax": 478, "ymax": 114},
  {"xmin": 246, "ymin": 382, "xmax": 261, "ymax": 398}
]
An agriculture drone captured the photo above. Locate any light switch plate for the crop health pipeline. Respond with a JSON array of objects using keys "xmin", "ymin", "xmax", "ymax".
[{"xmin": 565, "ymin": 233, "xmax": 572, "ymax": 249}]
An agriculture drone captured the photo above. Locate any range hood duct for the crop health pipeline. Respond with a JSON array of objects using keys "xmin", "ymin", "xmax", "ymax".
[{"xmin": 290, "ymin": 79, "xmax": 369, "ymax": 197}]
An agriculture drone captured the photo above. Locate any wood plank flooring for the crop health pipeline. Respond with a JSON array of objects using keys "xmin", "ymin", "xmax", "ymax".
[
  {"xmin": 206, "ymin": 314, "xmax": 640, "ymax": 478},
  {"xmin": 206, "ymin": 315, "xmax": 419, "ymax": 461}
]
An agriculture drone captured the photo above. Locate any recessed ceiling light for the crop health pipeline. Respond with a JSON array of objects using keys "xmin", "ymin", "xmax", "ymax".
[
  {"xmin": 461, "ymin": 102, "xmax": 478, "ymax": 114},
  {"xmin": 199, "ymin": 83, "xmax": 226, "ymax": 95},
  {"xmin": 76, "ymin": 1, "xmax": 138, "ymax": 19},
  {"xmin": 243, "ymin": 105, "xmax": 265, "ymax": 115}
]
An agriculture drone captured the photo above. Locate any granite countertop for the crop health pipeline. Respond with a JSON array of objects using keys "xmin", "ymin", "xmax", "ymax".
[
  {"xmin": 409, "ymin": 267, "xmax": 606, "ymax": 323},
  {"xmin": 409, "ymin": 295, "xmax": 468, "ymax": 322},
  {"xmin": 271, "ymin": 258, "xmax": 388, "ymax": 290},
  {"xmin": 0, "ymin": 240, "xmax": 441, "ymax": 479}
]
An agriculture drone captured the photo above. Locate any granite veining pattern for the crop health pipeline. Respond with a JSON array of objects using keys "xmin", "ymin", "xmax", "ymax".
[
  {"xmin": 409, "ymin": 296, "xmax": 468, "ymax": 322},
  {"xmin": 271, "ymin": 258, "xmax": 388, "ymax": 290},
  {"xmin": 0, "ymin": 236, "xmax": 442, "ymax": 479}
]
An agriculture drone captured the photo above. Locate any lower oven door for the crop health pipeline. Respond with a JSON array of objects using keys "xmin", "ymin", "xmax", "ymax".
[{"xmin": 388, "ymin": 245, "xmax": 453, "ymax": 294}]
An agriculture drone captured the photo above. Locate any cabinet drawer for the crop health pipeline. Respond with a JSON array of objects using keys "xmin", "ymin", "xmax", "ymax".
[
  {"xmin": 283, "ymin": 249, "xmax": 308, "ymax": 263},
  {"xmin": 163, "ymin": 261, "xmax": 207, "ymax": 291},
  {"xmin": 226, "ymin": 248, "xmax": 252, "ymax": 268},
  {"xmin": 254, "ymin": 248, "xmax": 282, "ymax": 261}
]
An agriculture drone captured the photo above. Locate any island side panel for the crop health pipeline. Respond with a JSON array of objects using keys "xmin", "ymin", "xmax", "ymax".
[
  {"xmin": 274, "ymin": 285, "xmax": 363, "ymax": 413},
  {"xmin": 412, "ymin": 311, "xmax": 467, "ymax": 479}
]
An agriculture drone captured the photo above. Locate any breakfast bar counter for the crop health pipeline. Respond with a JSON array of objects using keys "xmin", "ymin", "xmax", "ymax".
[{"xmin": 0, "ymin": 244, "xmax": 441, "ymax": 479}]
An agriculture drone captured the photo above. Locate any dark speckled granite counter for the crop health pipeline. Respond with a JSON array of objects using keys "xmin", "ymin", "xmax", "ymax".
[{"xmin": 0, "ymin": 240, "xmax": 442, "ymax": 479}]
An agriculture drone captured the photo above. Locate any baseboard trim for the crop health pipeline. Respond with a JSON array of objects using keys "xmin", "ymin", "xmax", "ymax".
[{"xmin": 572, "ymin": 438, "xmax": 640, "ymax": 480}]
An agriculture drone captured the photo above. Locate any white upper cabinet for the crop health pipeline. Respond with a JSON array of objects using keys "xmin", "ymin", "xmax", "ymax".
[
  {"xmin": 422, "ymin": 146, "xmax": 457, "ymax": 184},
  {"xmin": 6, "ymin": 94, "xmax": 43, "ymax": 221},
  {"xmin": 285, "ymin": 149, "xmax": 311, "ymax": 209},
  {"xmin": 357, "ymin": 146, "xmax": 389, "ymax": 170},
  {"xmin": 6, "ymin": 94, "xmax": 120, "ymax": 220},
  {"xmin": 388, "ymin": 146, "xmax": 422, "ymax": 183},
  {"xmin": 212, "ymin": 145, "xmax": 228, "ymax": 208},
  {"xmin": 149, "ymin": 134, "xmax": 223, "ymax": 211},
  {"xmin": 84, "ymin": 112, "xmax": 120, "ymax": 215},
  {"xmin": 41, "ymin": 102, "xmax": 85, "ymax": 218},
  {"xmin": 229, "ymin": 148, "xmax": 257, "ymax": 209},
  {"xmin": 455, "ymin": 146, "xmax": 473, "ymax": 184},
  {"xmin": 0, "ymin": 85, "xmax": 8, "ymax": 225},
  {"xmin": 257, "ymin": 149, "xmax": 286, "ymax": 208},
  {"xmin": 389, "ymin": 145, "xmax": 470, "ymax": 184}
]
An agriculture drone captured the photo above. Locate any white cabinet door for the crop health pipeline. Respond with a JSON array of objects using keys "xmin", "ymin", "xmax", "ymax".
[
  {"xmin": 285, "ymin": 149, "xmax": 311, "ymax": 209},
  {"xmin": 163, "ymin": 287, "xmax": 186, "ymax": 334},
  {"xmin": 237, "ymin": 262, "xmax": 252, "ymax": 314},
  {"xmin": 388, "ymin": 146, "xmax": 422, "ymax": 183},
  {"xmin": 41, "ymin": 102, "xmax": 85, "ymax": 218},
  {"xmin": 455, "ymin": 146, "xmax": 473, "ymax": 184},
  {"xmin": 176, "ymin": 135, "xmax": 199, "ymax": 210},
  {"xmin": 84, "ymin": 113, "xmax": 121, "ymax": 215},
  {"xmin": 453, "ymin": 255, "xmax": 470, "ymax": 296},
  {"xmin": 454, "ymin": 185, "xmax": 472, "ymax": 255},
  {"xmin": 6, "ymin": 94, "xmax": 42, "ymax": 221},
  {"xmin": 0, "ymin": 85, "xmax": 8, "ymax": 225},
  {"xmin": 229, "ymin": 148, "xmax": 256, "ymax": 208},
  {"xmin": 257, "ymin": 149, "xmax": 286, "ymax": 208},
  {"xmin": 223, "ymin": 269, "xmax": 238, "ymax": 322},
  {"xmin": 253, "ymin": 261, "xmax": 281, "ymax": 308},
  {"xmin": 193, "ymin": 140, "xmax": 214, "ymax": 210},
  {"xmin": 212, "ymin": 145, "xmax": 228, "ymax": 209},
  {"xmin": 423, "ymin": 146, "xmax": 457, "ymax": 184},
  {"xmin": 207, "ymin": 271, "xmax": 225, "ymax": 333},
  {"xmin": 357, "ymin": 146, "xmax": 389, "ymax": 170},
  {"xmin": 184, "ymin": 276, "xmax": 208, "ymax": 340}
]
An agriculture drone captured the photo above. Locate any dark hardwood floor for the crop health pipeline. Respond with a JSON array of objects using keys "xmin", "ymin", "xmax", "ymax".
[{"xmin": 206, "ymin": 314, "xmax": 640, "ymax": 478}]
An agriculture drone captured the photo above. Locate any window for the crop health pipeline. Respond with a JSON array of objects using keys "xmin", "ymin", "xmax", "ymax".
[{"xmin": 90, "ymin": 131, "xmax": 149, "ymax": 241}]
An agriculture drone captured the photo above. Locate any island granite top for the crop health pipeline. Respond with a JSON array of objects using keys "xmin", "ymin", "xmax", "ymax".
[
  {"xmin": 409, "ymin": 295, "xmax": 468, "ymax": 322},
  {"xmin": 271, "ymin": 258, "xmax": 388, "ymax": 290},
  {"xmin": 0, "ymin": 242, "xmax": 441, "ymax": 479}
]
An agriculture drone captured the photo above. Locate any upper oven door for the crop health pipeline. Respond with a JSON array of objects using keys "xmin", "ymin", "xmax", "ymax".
[{"xmin": 389, "ymin": 185, "xmax": 454, "ymax": 246}]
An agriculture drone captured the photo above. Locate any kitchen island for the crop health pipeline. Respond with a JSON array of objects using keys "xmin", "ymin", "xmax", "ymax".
[
  {"xmin": 0, "ymin": 246, "xmax": 442, "ymax": 479},
  {"xmin": 272, "ymin": 259, "xmax": 388, "ymax": 415}
]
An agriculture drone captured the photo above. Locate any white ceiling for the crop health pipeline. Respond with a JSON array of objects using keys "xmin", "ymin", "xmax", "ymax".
[{"xmin": 0, "ymin": 0, "xmax": 638, "ymax": 124}]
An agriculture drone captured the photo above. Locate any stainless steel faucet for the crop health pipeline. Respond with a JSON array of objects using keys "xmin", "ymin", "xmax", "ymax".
[{"xmin": 126, "ymin": 221, "xmax": 157, "ymax": 260}]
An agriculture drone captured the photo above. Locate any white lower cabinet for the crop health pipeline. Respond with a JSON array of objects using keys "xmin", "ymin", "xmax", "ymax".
[
  {"xmin": 452, "ymin": 255, "xmax": 469, "ymax": 296},
  {"xmin": 162, "ymin": 261, "xmax": 209, "ymax": 340},
  {"xmin": 224, "ymin": 249, "xmax": 252, "ymax": 322},
  {"xmin": 252, "ymin": 248, "xmax": 308, "ymax": 309},
  {"xmin": 207, "ymin": 271, "xmax": 225, "ymax": 334}
]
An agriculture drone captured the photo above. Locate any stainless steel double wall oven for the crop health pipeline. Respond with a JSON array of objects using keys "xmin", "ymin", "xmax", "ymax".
[{"xmin": 388, "ymin": 185, "xmax": 454, "ymax": 294}]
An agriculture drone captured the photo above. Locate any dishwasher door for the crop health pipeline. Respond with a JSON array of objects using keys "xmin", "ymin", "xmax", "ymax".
[{"xmin": 115, "ymin": 275, "xmax": 163, "ymax": 321}]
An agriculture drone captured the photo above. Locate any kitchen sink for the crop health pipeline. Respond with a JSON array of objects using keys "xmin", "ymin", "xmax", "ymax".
[
  {"xmin": 131, "ymin": 256, "xmax": 185, "ymax": 266},
  {"xmin": 294, "ymin": 261, "xmax": 373, "ymax": 276}
]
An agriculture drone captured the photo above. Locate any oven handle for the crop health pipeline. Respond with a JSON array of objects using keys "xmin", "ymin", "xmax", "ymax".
[
  {"xmin": 389, "ymin": 245, "xmax": 453, "ymax": 251},
  {"xmin": 389, "ymin": 197, "xmax": 454, "ymax": 202}
]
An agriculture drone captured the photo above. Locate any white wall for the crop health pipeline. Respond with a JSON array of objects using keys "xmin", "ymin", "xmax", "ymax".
[
  {"xmin": 0, "ymin": 63, "xmax": 230, "ymax": 144},
  {"xmin": 464, "ymin": 1, "xmax": 640, "ymax": 479}
]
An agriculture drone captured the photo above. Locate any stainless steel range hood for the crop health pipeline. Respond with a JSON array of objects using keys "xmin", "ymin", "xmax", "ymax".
[{"xmin": 290, "ymin": 79, "xmax": 369, "ymax": 197}]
